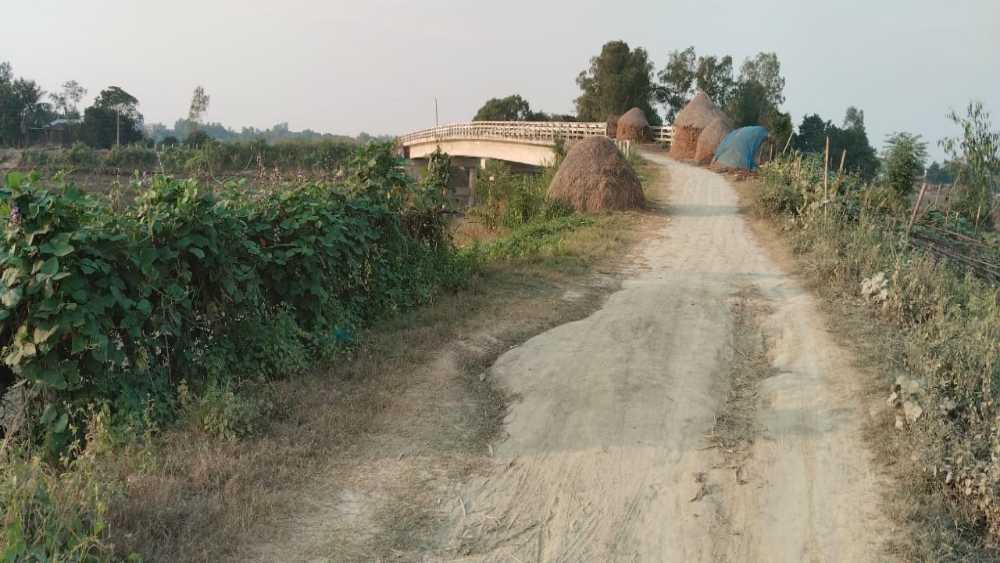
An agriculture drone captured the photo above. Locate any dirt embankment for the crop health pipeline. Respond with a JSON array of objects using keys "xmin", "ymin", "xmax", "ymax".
[{"xmin": 239, "ymin": 152, "xmax": 894, "ymax": 562}]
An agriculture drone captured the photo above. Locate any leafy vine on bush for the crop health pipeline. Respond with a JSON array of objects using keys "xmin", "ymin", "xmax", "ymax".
[{"xmin": 0, "ymin": 143, "xmax": 465, "ymax": 456}]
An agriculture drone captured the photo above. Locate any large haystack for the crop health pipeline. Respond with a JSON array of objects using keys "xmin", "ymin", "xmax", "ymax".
[
  {"xmin": 616, "ymin": 108, "xmax": 650, "ymax": 141},
  {"xmin": 606, "ymin": 114, "xmax": 620, "ymax": 139},
  {"xmin": 670, "ymin": 91, "xmax": 727, "ymax": 160},
  {"xmin": 547, "ymin": 137, "xmax": 644, "ymax": 212},
  {"xmin": 694, "ymin": 115, "xmax": 733, "ymax": 164}
]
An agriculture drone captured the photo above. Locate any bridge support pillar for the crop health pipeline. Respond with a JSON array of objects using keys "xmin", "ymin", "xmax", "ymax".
[{"xmin": 468, "ymin": 167, "xmax": 477, "ymax": 204}]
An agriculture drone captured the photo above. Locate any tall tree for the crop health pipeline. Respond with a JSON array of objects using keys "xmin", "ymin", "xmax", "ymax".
[
  {"xmin": 656, "ymin": 47, "xmax": 696, "ymax": 122},
  {"xmin": 656, "ymin": 48, "xmax": 736, "ymax": 121},
  {"xmin": 188, "ymin": 85, "xmax": 210, "ymax": 125},
  {"xmin": 738, "ymin": 52, "xmax": 786, "ymax": 108},
  {"xmin": 81, "ymin": 86, "xmax": 144, "ymax": 148},
  {"xmin": 695, "ymin": 55, "xmax": 736, "ymax": 109},
  {"xmin": 48, "ymin": 80, "xmax": 87, "ymax": 120},
  {"xmin": 0, "ymin": 61, "xmax": 50, "ymax": 146},
  {"xmin": 575, "ymin": 41, "xmax": 659, "ymax": 124},
  {"xmin": 793, "ymin": 109, "xmax": 879, "ymax": 181},
  {"xmin": 941, "ymin": 101, "xmax": 1000, "ymax": 222},
  {"xmin": 473, "ymin": 95, "xmax": 533, "ymax": 121}
]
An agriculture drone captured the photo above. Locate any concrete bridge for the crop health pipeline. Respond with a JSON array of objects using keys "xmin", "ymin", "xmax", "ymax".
[
  {"xmin": 399, "ymin": 121, "xmax": 672, "ymax": 167},
  {"xmin": 399, "ymin": 121, "xmax": 672, "ymax": 203}
]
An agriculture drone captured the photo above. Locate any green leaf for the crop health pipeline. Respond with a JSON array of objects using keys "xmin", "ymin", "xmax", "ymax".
[
  {"xmin": 40, "ymin": 257, "xmax": 59, "ymax": 276},
  {"xmin": 71, "ymin": 333, "xmax": 88, "ymax": 355},
  {"xmin": 0, "ymin": 309, "xmax": 8, "ymax": 321},
  {"xmin": 42, "ymin": 239, "xmax": 75, "ymax": 257},
  {"xmin": 189, "ymin": 247, "xmax": 206, "ymax": 259}
]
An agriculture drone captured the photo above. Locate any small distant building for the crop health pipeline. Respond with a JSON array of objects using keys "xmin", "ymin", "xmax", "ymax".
[{"xmin": 33, "ymin": 119, "xmax": 79, "ymax": 146}]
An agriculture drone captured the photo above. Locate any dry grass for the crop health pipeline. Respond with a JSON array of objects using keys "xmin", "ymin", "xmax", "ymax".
[
  {"xmin": 98, "ymin": 188, "xmax": 664, "ymax": 561},
  {"xmin": 709, "ymin": 286, "xmax": 776, "ymax": 458},
  {"xmin": 732, "ymin": 180, "xmax": 1000, "ymax": 562}
]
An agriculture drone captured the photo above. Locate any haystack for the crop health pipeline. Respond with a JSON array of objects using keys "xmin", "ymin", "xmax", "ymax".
[
  {"xmin": 694, "ymin": 115, "xmax": 733, "ymax": 164},
  {"xmin": 606, "ymin": 114, "xmax": 620, "ymax": 138},
  {"xmin": 670, "ymin": 91, "xmax": 727, "ymax": 160},
  {"xmin": 547, "ymin": 137, "xmax": 644, "ymax": 212},
  {"xmin": 616, "ymin": 108, "xmax": 650, "ymax": 141}
]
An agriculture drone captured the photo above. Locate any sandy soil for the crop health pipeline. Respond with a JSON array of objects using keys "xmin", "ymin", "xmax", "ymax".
[{"xmin": 438, "ymin": 153, "xmax": 892, "ymax": 562}]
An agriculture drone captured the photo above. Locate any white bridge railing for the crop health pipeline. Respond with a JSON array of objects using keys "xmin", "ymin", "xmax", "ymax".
[{"xmin": 399, "ymin": 121, "xmax": 671, "ymax": 146}]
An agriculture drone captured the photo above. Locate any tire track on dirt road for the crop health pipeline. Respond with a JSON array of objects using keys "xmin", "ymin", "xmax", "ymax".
[{"xmin": 441, "ymin": 152, "xmax": 892, "ymax": 562}]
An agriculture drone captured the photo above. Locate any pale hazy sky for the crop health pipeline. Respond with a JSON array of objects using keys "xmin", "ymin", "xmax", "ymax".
[{"xmin": 2, "ymin": 0, "xmax": 997, "ymax": 159}]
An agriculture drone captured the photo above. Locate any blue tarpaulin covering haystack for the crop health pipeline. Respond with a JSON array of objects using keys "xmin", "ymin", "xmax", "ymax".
[{"xmin": 713, "ymin": 126, "xmax": 769, "ymax": 170}]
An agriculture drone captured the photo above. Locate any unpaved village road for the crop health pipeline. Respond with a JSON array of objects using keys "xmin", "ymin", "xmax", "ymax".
[
  {"xmin": 439, "ymin": 153, "xmax": 891, "ymax": 562},
  {"xmin": 243, "ymin": 153, "xmax": 893, "ymax": 563}
]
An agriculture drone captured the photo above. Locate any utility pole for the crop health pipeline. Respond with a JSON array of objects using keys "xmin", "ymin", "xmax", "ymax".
[
  {"xmin": 434, "ymin": 98, "xmax": 439, "ymax": 127},
  {"xmin": 115, "ymin": 107, "xmax": 121, "ymax": 147}
]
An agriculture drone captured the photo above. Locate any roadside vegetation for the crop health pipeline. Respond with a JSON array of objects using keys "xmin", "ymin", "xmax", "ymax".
[
  {"xmin": 0, "ymin": 138, "xmax": 654, "ymax": 560},
  {"xmin": 747, "ymin": 102, "xmax": 1000, "ymax": 560}
]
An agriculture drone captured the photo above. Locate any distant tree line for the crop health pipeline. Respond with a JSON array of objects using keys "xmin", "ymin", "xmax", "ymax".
[{"xmin": 0, "ymin": 61, "xmax": 381, "ymax": 151}]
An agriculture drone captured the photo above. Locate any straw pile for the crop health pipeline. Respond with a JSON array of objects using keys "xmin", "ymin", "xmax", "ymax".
[
  {"xmin": 670, "ymin": 91, "xmax": 727, "ymax": 160},
  {"xmin": 606, "ymin": 114, "xmax": 620, "ymax": 138},
  {"xmin": 694, "ymin": 115, "xmax": 733, "ymax": 164},
  {"xmin": 547, "ymin": 137, "xmax": 644, "ymax": 212},
  {"xmin": 616, "ymin": 108, "xmax": 650, "ymax": 141}
]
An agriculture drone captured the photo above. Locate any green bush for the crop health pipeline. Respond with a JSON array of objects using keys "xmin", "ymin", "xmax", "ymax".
[
  {"xmin": 0, "ymin": 143, "xmax": 462, "ymax": 457},
  {"xmin": 469, "ymin": 161, "xmax": 569, "ymax": 230}
]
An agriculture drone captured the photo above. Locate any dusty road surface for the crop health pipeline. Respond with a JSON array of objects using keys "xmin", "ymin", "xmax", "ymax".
[{"xmin": 439, "ymin": 153, "xmax": 891, "ymax": 562}]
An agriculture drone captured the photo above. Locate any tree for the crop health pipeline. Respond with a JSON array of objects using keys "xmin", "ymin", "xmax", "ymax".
[
  {"xmin": 473, "ymin": 95, "xmax": 533, "ymax": 121},
  {"xmin": 882, "ymin": 132, "xmax": 928, "ymax": 195},
  {"xmin": 727, "ymin": 79, "xmax": 769, "ymax": 128},
  {"xmin": 695, "ymin": 55, "xmax": 736, "ymax": 110},
  {"xmin": 925, "ymin": 161, "xmax": 954, "ymax": 185},
  {"xmin": 843, "ymin": 106, "xmax": 865, "ymax": 131},
  {"xmin": 738, "ymin": 52, "xmax": 785, "ymax": 108},
  {"xmin": 48, "ymin": 80, "xmax": 87, "ymax": 120},
  {"xmin": 0, "ymin": 61, "xmax": 50, "ymax": 146},
  {"xmin": 80, "ymin": 86, "xmax": 144, "ymax": 148},
  {"xmin": 188, "ymin": 85, "xmax": 210, "ymax": 125},
  {"xmin": 941, "ymin": 101, "xmax": 1000, "ymax": 222},
  {"xmin": 184, "ymin": 130, "xmax": 211, "ymax": 148},
  {"xmin": 793, "ymin": 109, "xmax": 879, "ymax": 181},
  {"xmin": 656, "ymin": 48, "xmax": 736, "ymax": 121},
  {"xmin": 656, "ymin": 47, "xmax": 696, "ymax": 122},
  {"xmin": 575, "ymin": 41, "xmax": 660, "ymax": 124}
]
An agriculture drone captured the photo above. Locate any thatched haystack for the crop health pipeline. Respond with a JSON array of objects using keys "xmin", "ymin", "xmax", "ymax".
[
  {"xmin": 547, "ymin": 137, "xmax": 644, "ymax": 212},
  {"xmin": 694, "ymin": 115, "xmax": 733, "ymax": 164},
  {"xmin": 616, "ymin": 108, "xmax": 650, "ymax": 141},
  {"xmin": 670, "ymin": 91, "xmax": 727, "ymax": 160},
  {"xmin": 606, "ymin": 114, "xmax": 620, "ymax": 138}
]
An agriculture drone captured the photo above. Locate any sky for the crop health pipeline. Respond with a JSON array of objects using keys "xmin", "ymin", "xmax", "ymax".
[{"xmin": 2, "ymin": 0, "xmax": 997, "ymax": 160}]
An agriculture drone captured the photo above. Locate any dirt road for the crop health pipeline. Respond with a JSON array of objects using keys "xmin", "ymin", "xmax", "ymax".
[{"xmin": 440, "ymin": 153, "xmax": 891, "ymax": 562}]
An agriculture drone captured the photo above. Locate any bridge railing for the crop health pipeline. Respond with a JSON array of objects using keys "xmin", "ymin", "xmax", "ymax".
[{"xmin": 399, "ymin": 121, "xmax": 671, "ymax": 146}]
